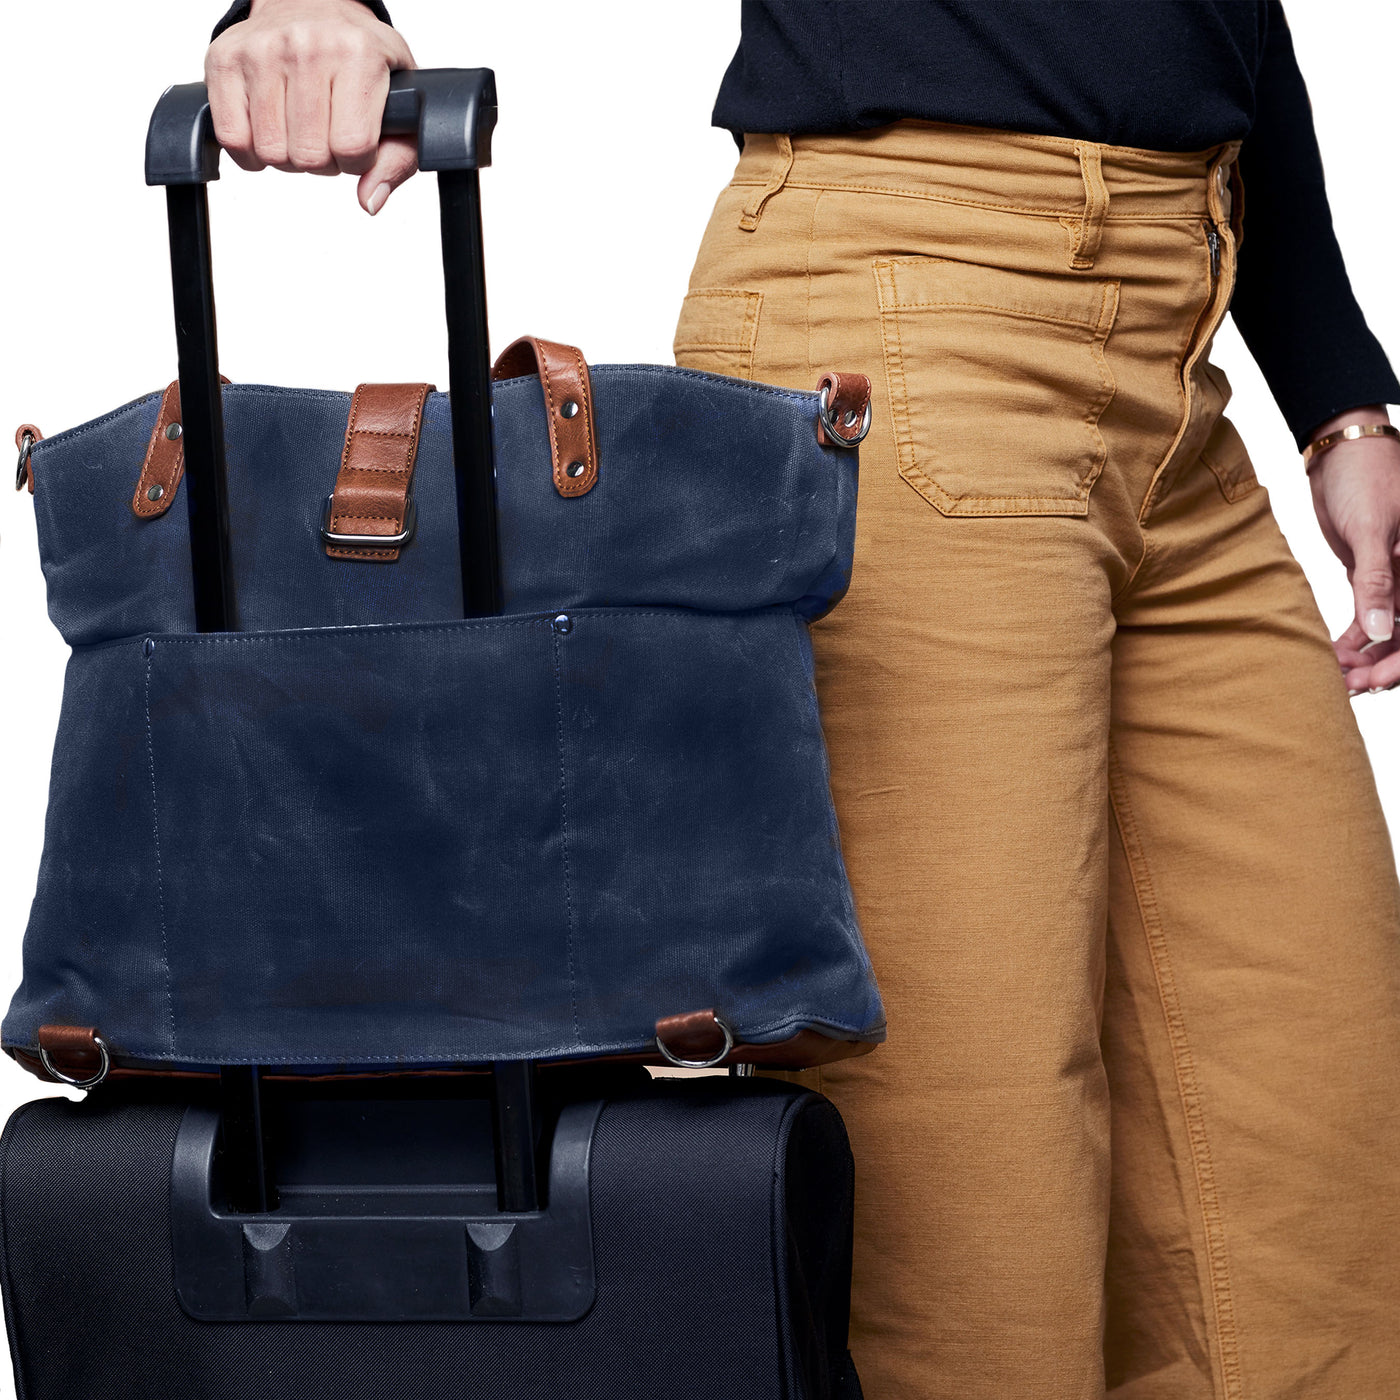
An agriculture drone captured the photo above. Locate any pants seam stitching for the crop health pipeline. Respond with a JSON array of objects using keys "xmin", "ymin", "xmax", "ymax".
[{"xmin": 1107, "ymin": 744, "xmax": 1244, "ymax": 1400}]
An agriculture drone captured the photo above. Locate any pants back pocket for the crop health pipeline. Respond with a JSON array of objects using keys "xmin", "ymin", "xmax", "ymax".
[{"xmin": 875, "ymin": 257, "xmax": 1120, "ymax": 517}]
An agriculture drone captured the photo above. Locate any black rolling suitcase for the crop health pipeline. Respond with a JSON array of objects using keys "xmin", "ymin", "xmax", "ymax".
[
  {"xmin": 0, "ymin": 1073, "xmax": 862, "ymax": 1399},
  {"xmin": 1, "ymin": 68, "xmax": 867, "ymax": 1400}
]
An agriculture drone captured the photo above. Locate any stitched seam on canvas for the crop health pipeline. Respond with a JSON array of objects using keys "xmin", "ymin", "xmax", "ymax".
[
  {"xmin": 106, "ymin": 1008, "xmax": 882, "ymax": 1066},
  {"xmin": 146, "ymin": 607, "xmax": 799, "ymax": 647},
  {"xmin": 81, "ymin": 609, "xmax": 802, "ymax": 655},
  {"xmin": 35, "ymin": 373, "xmax": 815, "ymax": 456},
  {"xmin": 145, "ymin": 653, "xmax": 177, "ymax": 1057},
  {"xmin": 26, "ymin": 391, "xmax": 165, "ymax": 452},
  {"xmin": 552, "ymin": 628, "xmax": 583, "ymax": 1047},
  {"xmin": 1107, "ymin": 747, "xmax": 1244, "ymax": 1400}
]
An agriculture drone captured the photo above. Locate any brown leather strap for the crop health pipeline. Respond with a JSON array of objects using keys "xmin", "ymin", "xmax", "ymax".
[
  {"xmin": 14, "ymin": 423, "xmax": 41, "ymax": 494},
  {"xmin": 132, "ymin": 381, "xmax": 185, "ymax": 517},
  {"xmin": 131, "ymin": 378, "xmax": 231, "ymax": 519},
  {"xmin": 491, "ymin": 336, "xmax": 598, "ymax": 497},
  {"xmin": 325, "ymin": 383, "xmax": 435, "ymax": 562},
  {"xmin": 36, "ymin": 1024, "xmax": 103, "ymax": 1081},
  {"xmin": 815, "ymin": 371, "xmax": 872, "ymax": 448}
]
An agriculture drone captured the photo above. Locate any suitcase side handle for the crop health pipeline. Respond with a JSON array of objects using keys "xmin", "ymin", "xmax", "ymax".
[{"xmin": 144, "ymin": 68, "xmax": 497, "ymax": 186}]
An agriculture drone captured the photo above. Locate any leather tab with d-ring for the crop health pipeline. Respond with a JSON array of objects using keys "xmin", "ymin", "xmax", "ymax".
[
  {"xmin": 36, "ymin": 1024, "xmax": 110, "ymax": 1089},
  {"xmin": 816, "ymin": 371, "xmax": 872, "ymax": 448}
]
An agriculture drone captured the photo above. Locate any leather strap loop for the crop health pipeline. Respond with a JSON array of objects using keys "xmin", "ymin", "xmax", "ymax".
[
  {"xmin": 325, "ymin": 383, "xmax": 435, "ymax": 562},
  {"xmin": 815, "ymin": 371, "xmax": 873, "ymax": 447},
  {"xmin": 132, "ymin": 381, "xmax": 185, "ymax": 518},
  {"xmin": 654, "ymin": 1009, "xmax": 733, "ymax": 1066},
  {"xmin": 132, "ymin": 378, "xmax": 231, "ymax": 519},
  {"xmin": 14, "ymin": 423, "xmax": 41, "ymax": 494},
  {"xmin": 491, "ymin": 336, "xmax": 599, "ymax": 497},
  {"xmin": 36, "ymin": 1024, "xmax": 104, "ymax": 1082}
]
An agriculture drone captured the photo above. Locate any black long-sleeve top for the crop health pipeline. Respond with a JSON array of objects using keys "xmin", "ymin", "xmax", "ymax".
[{"xmin": 216, "ymin": 0, "xmax": 1398, "ymax": 445}]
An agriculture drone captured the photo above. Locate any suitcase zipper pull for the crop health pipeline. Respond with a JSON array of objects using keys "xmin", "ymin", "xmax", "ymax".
[{"xmin": 1205, "ymin": 221, "xmax": 1221, "ymax": 282}]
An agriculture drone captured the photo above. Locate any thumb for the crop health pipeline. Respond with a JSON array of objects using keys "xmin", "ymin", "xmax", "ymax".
[
  {"xmin": 357, "ymin": 134, "xmax": 419, "ymax": 215},
  {"xmin": 1349, "ymin": 529, "xmax": 1397, "ymax": 644}
]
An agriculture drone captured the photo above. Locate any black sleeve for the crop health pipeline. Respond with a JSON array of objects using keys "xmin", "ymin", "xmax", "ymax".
[
  {"xmin": 1230, "ymin": 3, "xmax": 1399, "ymax": 446},
  {"xmin": 212, "ymin": 1, "xmax": 393, "ymax": 42}
]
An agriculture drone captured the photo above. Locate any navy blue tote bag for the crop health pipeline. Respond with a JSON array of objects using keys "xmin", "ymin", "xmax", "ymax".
[{"xmin": 6, "ymin": 71, "xmax": 885, "ymax": 1082}]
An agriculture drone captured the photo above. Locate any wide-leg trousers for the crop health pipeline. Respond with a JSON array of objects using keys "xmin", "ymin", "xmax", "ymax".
[{"xmin": 674, "ymin": 121, "xmax": 1400, "ymax": 1399}]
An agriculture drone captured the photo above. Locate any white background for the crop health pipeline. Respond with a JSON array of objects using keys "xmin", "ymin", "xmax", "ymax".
[{"xmin": 0, "ymin": 2, "xmax": 1394, "ymax": 1383}]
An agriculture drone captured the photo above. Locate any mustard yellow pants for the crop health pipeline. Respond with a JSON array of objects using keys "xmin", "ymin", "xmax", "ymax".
[{"xmin": 674, "ymin": 122, "xmax": 1400, "ymax": 1399}]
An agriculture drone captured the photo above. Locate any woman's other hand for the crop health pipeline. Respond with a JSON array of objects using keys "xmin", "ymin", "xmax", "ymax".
[
  {"xmin": 1311, "ymin": 405, "xmax": 1400, "ymax": 694},
  {"xmin": 205, "ymin": 0, "xmax": 417, "ymax": 214}
]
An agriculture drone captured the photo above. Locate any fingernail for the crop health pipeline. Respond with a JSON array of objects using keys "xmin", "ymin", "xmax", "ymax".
[
  {"xmin": 1370, "ymin": 685, "xmax": 1389, "ymax": 695},
  {"xmin": 367, "ymin": 182, "xmax": 391, "ymax": 215},
  {"xmin": 1363, "ymin": 608, "xmax": 1394, "ymax": 643}
]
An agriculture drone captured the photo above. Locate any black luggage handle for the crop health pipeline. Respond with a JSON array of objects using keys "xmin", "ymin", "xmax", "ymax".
[
  {"xmin": 145, "ymin": 70, "xmax": 502, "ymax": 632},
  {"xmin": 145, "ymin": 69, "xmax": 496, "ymax": 185}
]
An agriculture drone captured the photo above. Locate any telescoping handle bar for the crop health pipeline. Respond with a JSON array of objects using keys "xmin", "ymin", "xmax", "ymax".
[
  {"xmin": 146, "ymin": 71, "xmax": 543, "ymax": 1218},
  {"xmin": 144, "ymin": 69, "xmax": 502, "ymax": 631}
]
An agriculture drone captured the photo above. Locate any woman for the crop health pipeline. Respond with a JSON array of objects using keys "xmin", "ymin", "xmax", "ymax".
[{"xmin": 209, "ymin": 3, "xmax": 1400, "ymax": 1396}]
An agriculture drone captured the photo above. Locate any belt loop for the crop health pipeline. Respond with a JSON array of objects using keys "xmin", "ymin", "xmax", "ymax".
[
  {"xmin": 1068, "ymin": 141, "xmax": 1109, "ymax": 270},
  {"xmin": 738, "ymin": 134, "xmax": 794, "ymax": 233}
]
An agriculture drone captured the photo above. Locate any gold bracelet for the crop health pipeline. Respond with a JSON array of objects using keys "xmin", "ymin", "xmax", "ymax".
[{"xmin": 1302, "ymin": 422, "xmax": 1400, "ymax": 470}]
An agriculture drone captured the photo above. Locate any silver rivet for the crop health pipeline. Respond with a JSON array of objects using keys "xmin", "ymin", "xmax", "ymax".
[
  {"xmin": 566, "ymin": 460, "xmax": 586, "ymax": 479},
  {"xmin": 842, "ymin": 410, "xmax": 858, "ymax": 428},
  {"xmin": 560, "ymin": 400, "xmax": 580, "ymax": 419},
  {"xmin": 552, "ymin": 613, "xmax": 573, "ymax": 634},
  {"xmin": 165, "ymin": 422, "xmax": 183, "ymax": 441},
  {"xmin": 147, "ymin": 484, "xmax": 165, "ymax": 502}
]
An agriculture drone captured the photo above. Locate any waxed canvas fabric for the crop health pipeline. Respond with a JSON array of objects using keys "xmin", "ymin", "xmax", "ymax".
[{"xmin": 6, "ymin": 369, "xmax": 884, "ymax": 1070}]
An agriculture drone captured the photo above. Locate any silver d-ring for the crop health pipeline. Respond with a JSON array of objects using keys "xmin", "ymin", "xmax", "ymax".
[
  {"xmin": 15, "ymin": 432, "xmax": 35, "ymax": 491},
  {"xmin": 39, "ymin": 1035, "xmax": 111, "ymax": 1090},
  {"xmin": 818, "ymin": 385, "xmax": 872, "ymax": 448},
  {"xmin": 655, "ymin": 1016, "xmax": 736, "ymax": 1070}
]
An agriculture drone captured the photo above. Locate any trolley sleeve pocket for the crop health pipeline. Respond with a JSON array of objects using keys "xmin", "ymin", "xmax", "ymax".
[
  {"xmin": 874, "ymin": 257, "xmax": 1120, "ymax": 517},
  {"xmin": 673, "ymin": 288, "xmax": 764, "ymax": 379}
]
